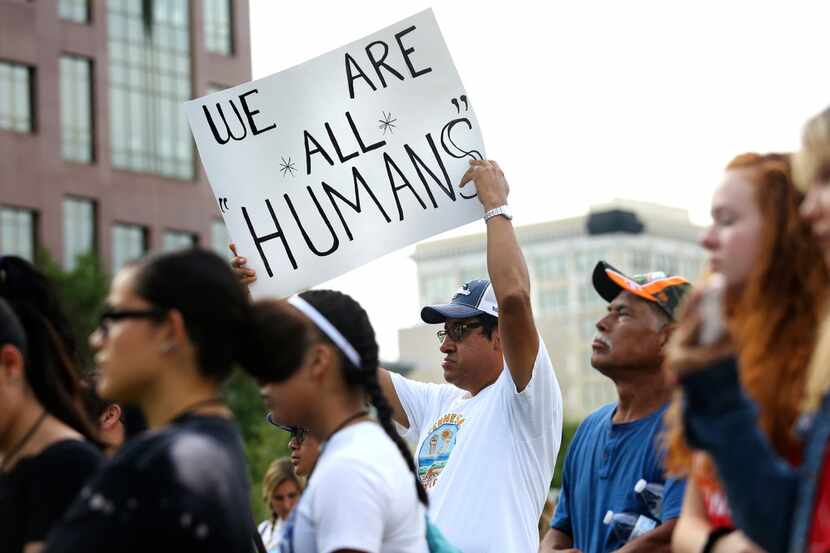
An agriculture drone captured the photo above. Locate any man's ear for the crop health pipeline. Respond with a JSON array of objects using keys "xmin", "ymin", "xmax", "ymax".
[
  {"xmin": 491, "ymin": 327, "xmax": 503, "ymax": 352},
  {"xmin": 659, "ymin": 323, "xmax": 677, "ymax": 348},
  {"xmin": 0, "ymin": 344, "xmax": 25, "ymax": 384},
  {"xmin": 100, "ymin": 403, "xmax": 123, "ymax": 430}
]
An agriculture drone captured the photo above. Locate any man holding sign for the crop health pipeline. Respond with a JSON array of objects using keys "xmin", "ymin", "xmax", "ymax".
[
  {"xmin": 233, "ymin": 159, "xmax": 563, "ymax": 552},
  {"xmin": 380, "ymin": 160, "xmax": 563, "ymax": 552}
]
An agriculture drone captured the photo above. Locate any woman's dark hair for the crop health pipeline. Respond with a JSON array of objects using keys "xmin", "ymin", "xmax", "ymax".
[
  {"xmin": 0, "ymin": 297, "xmax": 27, "ymax": 355},
  {"xmin": 0, "ymin": 256, "xmax": 99, "ymax": 442},
  {"xmin": 244, "ymin": 290, "xmax": 429, "ymax": 506},
  {"xmin": 130, "ymin": 248, "xmax": 253, "ymax": 382}
]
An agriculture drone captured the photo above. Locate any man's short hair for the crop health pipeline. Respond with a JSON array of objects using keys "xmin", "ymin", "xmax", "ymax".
[
  {"xmin": 645, "ymin": 300, "xmax": 672, "ymax": 329},
  {"xmin": 475, "ymin": 314, "xmax": 499, "ymax": 340}
]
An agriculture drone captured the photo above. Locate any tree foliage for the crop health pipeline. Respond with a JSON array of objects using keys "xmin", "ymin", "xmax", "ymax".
[
  {"xmin": 222, "ymin": 370, "xmax": 291, "ymax": 521},
  {"xmin": 551, "ymin": 420, "xmax": 580, "ymax": 490},
  {"xmin": 37, "ymin": 250, "xmax": 110, "ymax": 372}
]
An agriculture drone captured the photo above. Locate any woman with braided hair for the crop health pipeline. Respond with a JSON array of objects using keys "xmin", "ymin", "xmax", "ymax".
[{"xmin": 245, "ymin": 289, "xmax": 429, "ymax": 552}]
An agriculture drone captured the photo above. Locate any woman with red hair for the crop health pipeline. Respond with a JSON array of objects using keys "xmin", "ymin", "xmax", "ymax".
[
  {"xmin": 665, "ymin": 152, "xmax": 829, "ymax": 553},
  {"xmin": 666, "ymin": 107, "xmax": 830, "ymax": 553}
]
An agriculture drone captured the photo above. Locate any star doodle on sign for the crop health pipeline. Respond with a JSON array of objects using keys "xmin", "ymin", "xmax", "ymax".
[
  {"xmin": 378, "ymin": 111, "xmax": 397, "ymax": 135},
  {"xmin": 280, "ymin": 156, "xmax": 297, "ymax": 178}
]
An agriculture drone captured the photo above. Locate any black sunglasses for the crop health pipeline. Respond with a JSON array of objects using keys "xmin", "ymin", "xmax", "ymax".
[
  {"xmin": 97, "ymin": 307, "xmax": 168, "ymax": 337},
  {"xmin": 436, "ymin": 321, "xmax": 484, "ymax": 344},
  {"xmin": 265, "ymin": 413, "xmax": 308, "ymax": 444},
  {"xmin": 283, "ymin": 426, "xmax": 308, "ymax": 444}
]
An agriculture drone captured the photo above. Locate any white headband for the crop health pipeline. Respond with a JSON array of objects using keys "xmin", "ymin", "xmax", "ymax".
[{"xmin": 288, "ymin": 295, "xmax": 362, "ymax": 368}]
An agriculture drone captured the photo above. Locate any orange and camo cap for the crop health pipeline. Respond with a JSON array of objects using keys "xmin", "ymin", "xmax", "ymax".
[{"xmin": 592, "ymin": 261, "xmax": 691, "ymax": 320}]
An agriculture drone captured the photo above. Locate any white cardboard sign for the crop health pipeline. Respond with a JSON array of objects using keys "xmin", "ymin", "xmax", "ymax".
[{"xmin": 185, "ymin": 9, "xmax": 486, "ymax": 298}]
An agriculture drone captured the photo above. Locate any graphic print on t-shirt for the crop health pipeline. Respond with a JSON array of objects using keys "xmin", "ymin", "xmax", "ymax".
[{"xmin": 417, "ymin": 413, "xmax": 465, "ymax": 489}]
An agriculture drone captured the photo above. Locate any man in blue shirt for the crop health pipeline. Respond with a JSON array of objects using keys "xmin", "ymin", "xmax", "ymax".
[{"xmin": 540, "ymin": 261, "xmax": 691, "ymax": 553}]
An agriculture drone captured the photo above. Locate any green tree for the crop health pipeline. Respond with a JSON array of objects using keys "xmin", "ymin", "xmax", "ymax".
[
  {"xmin": 223, "ymin": 370, "xmax": 292, "ymax": 521},
  {"xmin": 37, "ymin": 250, "xmax": 110, "ymax": 372},
  {"xmin": 551, "ymin": 420, "xmax": 580, "ymax": 489}
]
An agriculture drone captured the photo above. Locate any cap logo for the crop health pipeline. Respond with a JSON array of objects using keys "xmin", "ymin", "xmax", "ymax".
[
  {"xmin": 452, "ymin": 284, "xmax": 472, "ymax": 299},
  {"xmin": 642, "ymin": 271, "xmax": 667, "ymax": 281}
]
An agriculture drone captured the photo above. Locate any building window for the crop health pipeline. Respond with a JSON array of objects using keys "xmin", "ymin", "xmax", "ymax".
[
  {"xmin": 0, "ymin": 62, "xmax": 32, "ymax": 133},
  {"xmin": 581, "ymin": 316, "xmax": 598, "ymax": 340},
  {"xmin": 163, "ymin": 230, "xmax": 196, "ymax": 252},
  {"xmin": 538, "ymin": 286, "xmax": 569, "ymax": 316},
  {"xmin": 654, "ymin": 253, "xmax": 678, "ymax": 276},
  {"xmin": 422, "ymin": 275, "xmax": 455, "ymax": 306},
  {"xmin": 535, "ymin": 256, "xmax": 566, "ymax": 283},
  {"xmin": 204, "ymin": 0, "xmax": 232, "ymax": 55},
  {"xmin": 578, "ymin": 284, "xmax": 604, "ymax": 308},
  {"xmin": 63, "ymin": 197, "xmax": 96, "ymax": 270},
  {"xmin": 112, "ymin": 223, "xmax": 147, "ymax": 273},
  {"xmin": 575, "ymin": 250, "xmax": 605, "ymax": 274},
  {"xmin": 459, "ymin": 266, "xmax": 485, "ymax": 285},
  {"xmin": 60, "ymin": 56, "xmax": 93, "ymax": 163},
  {"xmin": 682, "ymin": 256, "xmax": 703, "ymax": 281},
  {"xmin": 59, "ymin": 0, "xmax": 90, "ymax": 23},
  {"xmin": 211, "ymin": 219, "xmax": 229, "ymax": 254},
  {"xmin": 0, "ymin": 206, "xmax": 36, "ymax": 262},
  {"xmin": 631, "ymin": 249, "xmax": 651, "ymax": 274},
  {"xmin": 108, "ymin": 0, "xmax": 193, "ymax": 180},
  {"xmin": 583, "ymin": 380, "xmax": 613, "ymax": 411}
]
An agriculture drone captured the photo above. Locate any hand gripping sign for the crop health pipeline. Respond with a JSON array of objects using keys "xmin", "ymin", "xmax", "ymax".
[{"xmin": 185, "ymin": 9, "xmax": 486, "ymax": 298}]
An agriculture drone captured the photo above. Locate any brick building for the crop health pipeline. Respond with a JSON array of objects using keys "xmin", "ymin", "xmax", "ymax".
[{"xmin": 0, "ymin": 0, "xmax": 250, "ymax": 271}]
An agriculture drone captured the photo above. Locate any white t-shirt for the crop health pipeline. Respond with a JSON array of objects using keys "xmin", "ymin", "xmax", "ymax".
[
  {"xmin": 390, "ymin": 338, "xmax": 563, "ymax": 553},
  {"xmin": 279, "ymin": 421, "xmax": 427, "ymax": 553},
  {"xmin": 258, "ymin": 518, "xmax": 284, "ymax": 551}
]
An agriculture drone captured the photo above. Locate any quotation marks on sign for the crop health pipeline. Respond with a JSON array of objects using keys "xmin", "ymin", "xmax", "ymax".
[
  {"xmin": 378, "ymin": 111, "xmax": 398, "ymax": 135},
  {"xmin": 451, "ymin": 95, "xmax": 468, "ymax": 114},
  {"xmin": 218, "ymin": 197, "xmax": 229, "ymax": 213},
  {"xmin": 440, "ymin": 94, "xmax": 483, "ymax": 163},
  {"xmin": 280, "ymin": 156, "xmax": 297, "ymax": 178}
]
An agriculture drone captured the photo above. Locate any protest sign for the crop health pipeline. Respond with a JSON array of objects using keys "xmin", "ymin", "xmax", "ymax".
[{"xmin": 185, "ymin": 9, "xmax": 486, "ymax": 298}]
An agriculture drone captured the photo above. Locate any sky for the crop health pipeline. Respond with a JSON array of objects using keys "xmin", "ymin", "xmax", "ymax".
[{"xmin": 247, "ymin": 0, "xmax": 830, "ymax": 360}]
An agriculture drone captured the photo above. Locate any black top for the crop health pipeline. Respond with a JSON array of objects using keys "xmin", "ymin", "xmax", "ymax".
[
  {"xmin": 0, "ymin": 439, "xmax": 103, "ymax": 553},
  {"xmin": 44, "ymin": 414, "xmax": 256, "ymax": 553}
]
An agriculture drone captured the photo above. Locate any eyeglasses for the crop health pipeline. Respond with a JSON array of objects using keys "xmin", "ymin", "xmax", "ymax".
[
  {"xmin": 280, "ymin": 425, "xmax": 308, "ymax": 444},
  {"xmin": 266, "ymin": 413, "xmax": 309, "ymax": 444},
  {"xmin": 436, "ymin": 322, "xmax": 483, "ymax": 344},
  {"xmin": 97, "ymin": 308, "xmax": 168, "ymax": 337}
]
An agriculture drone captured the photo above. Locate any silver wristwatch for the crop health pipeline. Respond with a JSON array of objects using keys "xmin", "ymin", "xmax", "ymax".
[{"xmin": 484, "ymin": 205, "xmax": 513, "ymax": 222}]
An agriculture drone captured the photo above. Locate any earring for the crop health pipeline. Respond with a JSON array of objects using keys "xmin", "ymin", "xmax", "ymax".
[{"xmin": 160, "ymin": 342, "xmax": 176, "ymax": 353}]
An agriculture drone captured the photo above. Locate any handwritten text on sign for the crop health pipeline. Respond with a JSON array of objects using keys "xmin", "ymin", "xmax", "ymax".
[{"xmin": 185, "ymin": 9, "xmax": 486, "ymax": 298}]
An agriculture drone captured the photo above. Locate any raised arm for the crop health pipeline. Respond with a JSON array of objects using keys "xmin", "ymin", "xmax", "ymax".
[{"xmin": 460, "ymin": 160, "xmax": 538, "ymax": 391}]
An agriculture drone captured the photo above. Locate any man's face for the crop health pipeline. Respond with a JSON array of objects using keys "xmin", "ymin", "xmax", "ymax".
[
  {"xmin": 590, "ymin": 292, "xmax": 668, "ymax": 375},
  {"xmin": 438, "ymin": 317, "xmax": 501, "ymax": 392}
]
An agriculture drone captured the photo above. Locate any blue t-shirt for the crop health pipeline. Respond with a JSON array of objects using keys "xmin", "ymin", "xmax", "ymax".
[{"xmin": 551, "ymin": 403, "xmax": 685, "ymax": 553}]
